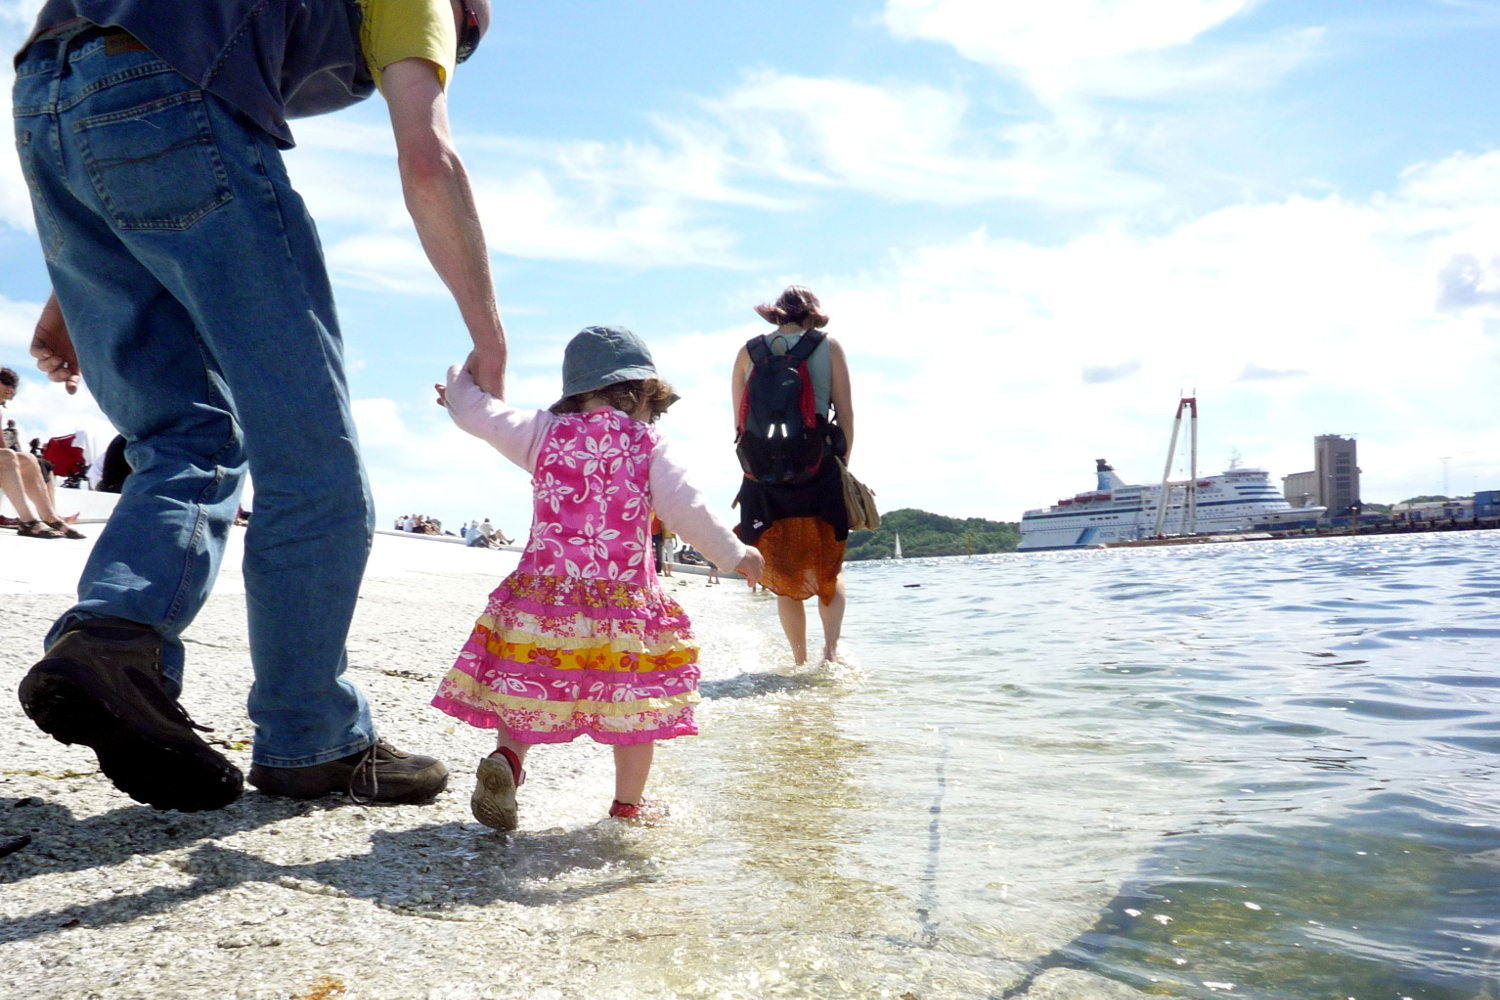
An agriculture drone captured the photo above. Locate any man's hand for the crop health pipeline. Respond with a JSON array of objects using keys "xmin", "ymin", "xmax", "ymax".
[
  {"xmin": 30, "ymin": 292, "xmax": 80, "ymax": 395},
  {"xmin": 465, "ymin": 345, "xmax": 505, "ymax": 399},
  {"xmin": 735, "ymin": 547, "xmax": 765, "ymax": 590}
]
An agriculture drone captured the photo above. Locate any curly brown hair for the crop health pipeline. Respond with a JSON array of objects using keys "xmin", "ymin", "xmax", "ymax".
[
  {"xmin": 549, "ymin": 378, "xmax": 677, "ymax": 423},
  {"xmin": 754, "ymin": 285, "xmax": 829, "ymax": 329}
]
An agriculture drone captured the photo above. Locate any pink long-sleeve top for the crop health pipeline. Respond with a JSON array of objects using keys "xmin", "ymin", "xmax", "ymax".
[{"xmin": 443, "ymin": 365, "xmax": 747, "ymax": 572}]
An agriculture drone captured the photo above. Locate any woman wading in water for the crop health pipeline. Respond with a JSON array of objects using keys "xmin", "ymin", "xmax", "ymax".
[{"xmin": 730, "ymin": 286, "xmax": 855, "ymax": 664}]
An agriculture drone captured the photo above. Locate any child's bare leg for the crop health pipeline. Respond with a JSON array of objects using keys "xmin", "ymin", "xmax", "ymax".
[
  {"xmin": 494, "ymin": 731, "xmax": 531, "ymax": 767},
  {"xmin": 777, "ymin": 594, "xmax": 808, "ymax": 665},
  {"xmin": 818, "ymin": 574, "xmax": 847, "ymax": 663},
  {"xmin": 613, "ymin": 742, "xmax": 654, "ymax": 804}
]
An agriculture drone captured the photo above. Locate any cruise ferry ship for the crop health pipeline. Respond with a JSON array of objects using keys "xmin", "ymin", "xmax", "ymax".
[{"xmin": 1017, "ymin": 459, "xmax": 1325, "ymax": 551}]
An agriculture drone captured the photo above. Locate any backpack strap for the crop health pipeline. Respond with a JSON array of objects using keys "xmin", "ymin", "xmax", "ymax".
[
  {"xmin": 745, "ymin": 335, "xmax": 772, "ymax": 365},
  {"xmin": 786, "ymin": 328, "xmax": 825, "ymax": 363}
]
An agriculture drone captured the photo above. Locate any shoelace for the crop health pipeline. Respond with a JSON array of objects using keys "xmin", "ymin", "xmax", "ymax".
[{"xmin": 347, "ymin": 740, "xmax": 391, "ymax": 805}]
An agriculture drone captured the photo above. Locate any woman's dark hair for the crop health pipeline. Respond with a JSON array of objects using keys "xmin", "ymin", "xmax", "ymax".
[
  {"xmin": 755, "ymin": 285, "xmax": 829, "ymax": 329},
  {"xmin": 0, "ymin": 366, "xmax": 18, "ymax": 390},
  {"xmin": 550, "ymin": 378, "xmax": 676, "ymax": 423}
]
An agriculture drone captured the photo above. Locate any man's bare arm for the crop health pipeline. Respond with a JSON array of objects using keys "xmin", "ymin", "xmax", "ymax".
[{"xmin": 383, "ymin": 58, "xmax": 506, "ymax": 398}]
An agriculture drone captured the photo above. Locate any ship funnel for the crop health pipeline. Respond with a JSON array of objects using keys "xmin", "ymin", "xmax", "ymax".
[{"xmin": 1096, "ymin": 459, "xmax": 1126, "ymax": 491}]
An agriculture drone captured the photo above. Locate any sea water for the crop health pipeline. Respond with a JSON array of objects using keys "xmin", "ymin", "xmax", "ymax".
[{"xmin": 592, "ymin": 532, "xmax": 1500, "ymax": 999}]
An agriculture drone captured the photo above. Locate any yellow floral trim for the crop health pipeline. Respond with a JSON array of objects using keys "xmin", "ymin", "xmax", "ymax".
[{"xmin": 470, "ymin": 620, "xmax": 699, "ymax": 673}]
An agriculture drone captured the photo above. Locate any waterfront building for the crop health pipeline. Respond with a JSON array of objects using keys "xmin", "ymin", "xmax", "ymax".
[
  {"xmin": 1282, "ymin": 434, "xmax": 1360, "ymax": 516},
  {"xmin": 1282, "ymin": 470, "xmax": 1318, "ymax": 508}
]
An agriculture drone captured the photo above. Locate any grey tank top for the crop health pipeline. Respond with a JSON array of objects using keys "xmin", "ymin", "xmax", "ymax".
[{"xmin": 755, "ymin": 332, "xmax": 833, "ymax": 418}]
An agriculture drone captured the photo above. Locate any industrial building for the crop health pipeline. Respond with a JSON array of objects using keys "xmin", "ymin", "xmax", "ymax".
[{"xmin": 1281, "ymin": 435, "xmax": 1360, "ymax": 517}]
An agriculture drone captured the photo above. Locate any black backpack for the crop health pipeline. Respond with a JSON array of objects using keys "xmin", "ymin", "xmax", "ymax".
[{"xmin": 735, "ymin": 331, "xmax": 829, "ymax": 484}]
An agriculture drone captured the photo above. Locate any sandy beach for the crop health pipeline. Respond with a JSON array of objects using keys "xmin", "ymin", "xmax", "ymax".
[{"xmin": 0, "ymin": 529, "xmax": 1151, "ymax": 1000}]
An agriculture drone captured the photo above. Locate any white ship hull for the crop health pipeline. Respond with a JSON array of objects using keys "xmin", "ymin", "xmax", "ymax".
[{"xmin": 1019, "ymin": 463, "xmax": 1324, "ymax": 551}]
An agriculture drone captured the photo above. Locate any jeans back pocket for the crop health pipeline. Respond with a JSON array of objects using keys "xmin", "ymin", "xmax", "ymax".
[
  {"xmin": 14, "ymin": 130, "xmax": 65, "ymax": 260},
  {"xmin": 74, "ymin": 90, "xmax": 233, "ymax": 231}
]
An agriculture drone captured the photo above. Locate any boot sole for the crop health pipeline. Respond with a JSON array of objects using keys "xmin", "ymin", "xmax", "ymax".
[
  {"xmin": 471, "ymin": 755, "xmax": 517, "ymax": 831},
  {"xmin": 19, "ymin": 665, "xmax": 243, "ymax": 812}
]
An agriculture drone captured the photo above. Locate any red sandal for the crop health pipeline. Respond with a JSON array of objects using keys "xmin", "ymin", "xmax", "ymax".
[{"xmin": 609, "ymin": 798, "xmax": 667, "ymax": 823}]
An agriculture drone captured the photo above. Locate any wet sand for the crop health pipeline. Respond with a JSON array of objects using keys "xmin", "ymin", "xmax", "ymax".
[{"xmin": 0, "ymin": 530, "xmax": 1152, "ymax": 999}]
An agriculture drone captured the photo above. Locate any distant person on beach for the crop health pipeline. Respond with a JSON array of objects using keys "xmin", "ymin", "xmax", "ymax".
[
  {"xmin": 0, "ymin": 367, "xmax": 83, "ymax": 540},
  {"xmin": 730, "ymin": 286, "xmax": 855, "ymax": 665},
  {"xmin": 2, "ymin": 419, "xmax": 17, "ymax": 451},
  {"xmin": 14, "ymin": 1, "xmax": 504, "ymax": 810},
  {"xmin": 651, "ymin": 512, "xmax": 665, "ymax": 574},
  {"xmin": 431, "ymin": 325, "xmax": 763, "ymax": 830}
]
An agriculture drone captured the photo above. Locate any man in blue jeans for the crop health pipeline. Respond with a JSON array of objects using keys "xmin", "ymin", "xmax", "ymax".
[{"xmin": 14, "ymin": 0, "xmax": 507, "ymax": 811}]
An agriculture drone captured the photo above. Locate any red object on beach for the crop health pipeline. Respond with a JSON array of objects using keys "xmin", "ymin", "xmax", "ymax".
[{"xmin": 41, "ymin": 434, "xmax": 88, "ymax": 478}]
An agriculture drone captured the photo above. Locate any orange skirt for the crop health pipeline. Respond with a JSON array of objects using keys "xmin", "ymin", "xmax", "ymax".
[{"xmin": 756, "ymin": 517, "xmax": 845, "ymax": 604}]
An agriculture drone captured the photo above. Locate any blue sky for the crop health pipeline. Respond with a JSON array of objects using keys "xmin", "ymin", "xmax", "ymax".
[{"xmin": 3, "ymin": 0, "xmax": 1499, "ymax": 536}]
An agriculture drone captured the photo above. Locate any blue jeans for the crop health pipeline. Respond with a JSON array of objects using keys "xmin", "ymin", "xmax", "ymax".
[{"xmin": 14, "ymin": 29, "xmax": 376, "ymax": 766}]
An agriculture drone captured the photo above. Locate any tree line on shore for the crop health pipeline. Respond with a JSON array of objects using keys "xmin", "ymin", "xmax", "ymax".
[{"xmin": 845, "ymin": 508, "xmax": 1020, "ymax": 561}]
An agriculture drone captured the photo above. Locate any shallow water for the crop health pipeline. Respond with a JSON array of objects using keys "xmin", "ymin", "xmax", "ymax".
[{"xmin": 604, "ymin": 532, "xmax": 1500, "ymax": 998}]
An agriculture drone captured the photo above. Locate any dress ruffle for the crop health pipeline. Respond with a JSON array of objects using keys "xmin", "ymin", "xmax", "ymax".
[{"xmin": 431, "ymin": 571, "xmax": 700, "ymax": 746}]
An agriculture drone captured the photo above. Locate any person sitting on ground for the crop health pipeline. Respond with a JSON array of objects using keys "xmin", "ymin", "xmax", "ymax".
[{"xmin": 0, "ymin": 367, "xmax": 83, "ymax": 539}]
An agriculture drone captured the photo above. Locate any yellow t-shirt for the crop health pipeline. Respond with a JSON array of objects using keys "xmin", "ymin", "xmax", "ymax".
[{"xmin": 359, "ymin": 0, "xmax": 457, "ymax": 95}]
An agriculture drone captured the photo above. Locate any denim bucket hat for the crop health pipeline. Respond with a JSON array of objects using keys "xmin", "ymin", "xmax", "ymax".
[{"xmin": 560, "ymin": 325, "xmax": 660, "ymax": 397}]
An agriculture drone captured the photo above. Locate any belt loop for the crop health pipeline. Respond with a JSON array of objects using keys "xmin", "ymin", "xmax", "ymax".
[{"xmin": 52, "ymin": 21, "xmax": 94, "ymax": 81}]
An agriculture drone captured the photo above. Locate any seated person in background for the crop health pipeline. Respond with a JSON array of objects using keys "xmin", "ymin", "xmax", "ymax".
[{"xmin": 0, "ymin": 367, "xmax": 82, "ymax": 539}]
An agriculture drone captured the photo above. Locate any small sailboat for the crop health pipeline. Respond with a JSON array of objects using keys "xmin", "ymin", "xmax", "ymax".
[{"xmin": 893, "ymin": 532, "xmax": 903, "ymax": 559}]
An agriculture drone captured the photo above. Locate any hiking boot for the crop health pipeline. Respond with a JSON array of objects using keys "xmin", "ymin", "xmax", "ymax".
[
  {"xmin": 17, "ymin": 618, "xmax": 244, "ymax": 812},
  {"xmin": 248, "ymin": 740, "xmax": 448, "ymax": 804}
]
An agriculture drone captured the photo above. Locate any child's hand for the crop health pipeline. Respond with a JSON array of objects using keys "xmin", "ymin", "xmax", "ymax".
[
  {"xmin": 434, "ymin": 383, "xmax": 448, "ymax": 408},
  {"xmin": 734, "ymin": 547, "xmax": 764, "ymax": 590}
]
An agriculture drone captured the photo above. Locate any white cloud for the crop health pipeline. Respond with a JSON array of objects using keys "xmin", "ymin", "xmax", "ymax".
[
  {"xmin": 0, "ymin": 3, "xmax": 45, "ymax": 234},
  {"xmin": 251, "ymin": 149, "xmax": 1500, "ymax": 533},
  {"xmin": 706, "ymin": 149, "xmax": 1500, "ymax": 516},
  {"xmin": 880, "ymin": 0, "xmax": 1313, "ymax": 103},
  {"xmin": 711, "ymin": 70, "xmax": 1159, "ymax": 207}
]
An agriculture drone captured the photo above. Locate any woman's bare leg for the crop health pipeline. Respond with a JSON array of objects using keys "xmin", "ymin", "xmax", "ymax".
[
  {"xmin": 17, "ymin": 453, "xmax": 60, "ymax": 522},
  {"xmin": 0, "ymin": 450, "xmax": 39, "ymax": 522},
  {"xmin": 613, "ymin": 742, "xmax": 654, "ymax": 804},
  {"xmin": 777, "ymin": 594, "xmax": 808, "ymax": 665},
  {"xmin": 818, "ymin": 574, "xmax": 847, "ymax": 663}
]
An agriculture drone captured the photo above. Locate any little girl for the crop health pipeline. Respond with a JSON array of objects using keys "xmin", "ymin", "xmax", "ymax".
[{"xmin": 432, "ymin": 325, "xmax": 762, "ymax": 830}]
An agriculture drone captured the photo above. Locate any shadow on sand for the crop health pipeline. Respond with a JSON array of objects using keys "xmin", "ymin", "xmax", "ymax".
[{"xmin": 0, "ymin": 792, "xmax": 656, "ymax": 945}]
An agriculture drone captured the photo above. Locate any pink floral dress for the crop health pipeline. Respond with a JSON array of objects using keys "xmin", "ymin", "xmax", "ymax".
[{"xmin": 433, "ymin": 398, "xmax": 728, "ymax": 746}]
